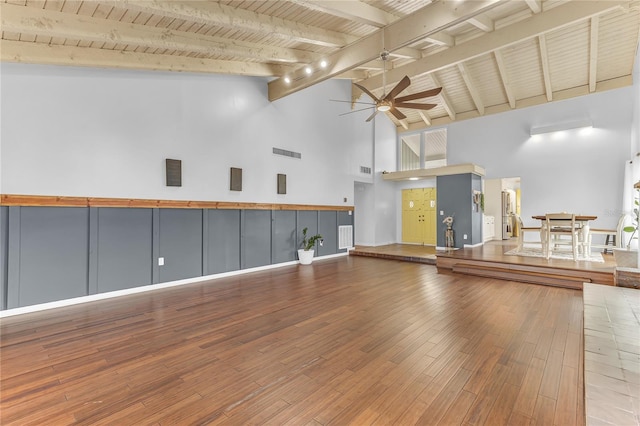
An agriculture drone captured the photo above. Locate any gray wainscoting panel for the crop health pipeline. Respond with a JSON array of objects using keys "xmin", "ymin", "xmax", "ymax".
[
  {"xmin": 337, "ymin": 210, "xmax": 354, "ymax": 253},
  {"xmin": 297, "ymin": 211, "xmax": 319, "ymax": 255},
  {"xmin": 272, "ymin": 210, "xmax": 297, "ymax": 264},
  {"xmin": 96, "ymin": 208, "xmax": 153, "ymax": 293},
  {"xmin": 318, "ymin": 210, "xmax": 338, "ymax": 256},
  {"xmin": 16, "ymin": 207, "xmax": 89, "ymax": 307},
  {"xmin": 242, "ymin": 210, "xmax": 272, "ymax": 269},
  {"xmin": 0, "ymin": 207, "xmax": 8, "ymax": 310},
  {"xmin": 158, "ymin": 209, "xmax": 203, "ymax": 283},
  {"xmin": 207, "ymin": 209, "xmax": 241, "ymax": 274}
]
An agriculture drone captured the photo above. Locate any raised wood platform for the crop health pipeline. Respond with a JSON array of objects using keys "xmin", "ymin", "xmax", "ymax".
[
  {"xmin": 350, "ymin": 244, "xmax": 436, "ymax": 265},
  {"xmin": 437, "ymin": 242, "xmax": 615, "ymax": 289},
  {"xmin": 352, "ymin": 242, "xmax": 616, "ymax": 289}
]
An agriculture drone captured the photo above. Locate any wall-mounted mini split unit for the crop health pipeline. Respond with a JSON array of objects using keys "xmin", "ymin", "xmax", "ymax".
[{"xmin": 530, "ymin": 118, "xmax": 593, "ymax": 136}]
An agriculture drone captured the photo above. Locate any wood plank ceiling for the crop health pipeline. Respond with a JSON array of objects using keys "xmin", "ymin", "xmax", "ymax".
[{"xmin": 2, "ymin": 0, "xmax": 639, "ymax": 131}]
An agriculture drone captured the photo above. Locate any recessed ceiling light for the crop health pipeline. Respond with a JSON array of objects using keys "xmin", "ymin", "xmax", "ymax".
[
  {"xmin": 284, "ymin": 76, "xmax": 291, "ymax": 84},
  {"xmin": 320, "ymin": 60, "xmax": 328, "ymax": 68},
  {"xmin": 305, "ymin": 66, "xmax": 312, "ymax": 75}
]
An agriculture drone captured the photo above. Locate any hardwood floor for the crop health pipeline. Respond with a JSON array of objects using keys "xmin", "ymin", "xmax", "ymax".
[{"xmin": 0, "ymin": 256, "xmax": 584, "ymax": 425}]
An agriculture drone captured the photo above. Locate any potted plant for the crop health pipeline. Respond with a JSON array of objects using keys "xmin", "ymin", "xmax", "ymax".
[
  {"xmin": 298, "ymin": 227, "xmax": 323, "ymax": 265},
  {"xmin": 614, "ymin": 188, "xmax": 639, "ymax": 268}
]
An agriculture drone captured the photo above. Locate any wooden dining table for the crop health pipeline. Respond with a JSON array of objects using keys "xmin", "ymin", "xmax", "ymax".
[{"xmin": 532, "ymin": 215, "xmax": 598, "ymax": 255}]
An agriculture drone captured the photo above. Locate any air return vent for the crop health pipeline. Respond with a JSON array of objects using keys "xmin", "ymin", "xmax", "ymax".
[
  {"xmin": 360, "ymin": 166, "xmax": 372, "ymax": 174},
  {"xmin": 338, "ymin": 225, "xmax": 353, "ymax": 249},
  {"xmin": 273, "ymin": 147, "xmax": 301, "ymax": 159}
]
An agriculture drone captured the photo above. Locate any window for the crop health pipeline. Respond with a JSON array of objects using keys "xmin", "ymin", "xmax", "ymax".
[
  {"xmin": 400, "ymin": 134, "xmax": 420, "ymax": 171},
  {"xmin": 424, "ymin": 128, "xmax": 447, "ymax": 168},
  {"xmin": 399, "ymin": 128, "xmax": 447, "ymax": 171}
]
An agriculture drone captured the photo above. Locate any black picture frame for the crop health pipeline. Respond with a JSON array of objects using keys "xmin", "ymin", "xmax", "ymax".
[
  {"xmin": 277, "ymin": 174, "xmax": 286, "ymax": 194},
  {"xmin": 230, "ymin": 167, "xmax": 242, "ymax": 191},
  {"xmin": 165, "ymin": 159, "xmax": 182, "ymax": 187}
]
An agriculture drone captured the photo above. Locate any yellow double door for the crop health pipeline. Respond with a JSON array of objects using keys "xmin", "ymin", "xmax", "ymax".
[{"xmin": 402, "ymin": 188, "xmax": 437, "ymax": 245}]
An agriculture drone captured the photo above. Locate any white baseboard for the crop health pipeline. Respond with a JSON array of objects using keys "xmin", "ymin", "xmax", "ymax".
[
  {"xmin": 464, "ymin": 242, "xmax": 485, "ymax": 248},
  {"xmin": 0, "ymin": 252, "xmax": 349, "ymax": 318}
]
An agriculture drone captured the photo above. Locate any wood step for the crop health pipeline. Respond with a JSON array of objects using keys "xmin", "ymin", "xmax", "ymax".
[
  {"xmin": 451, "ymin": 262, "xmax": 586, "ymax": 290},
  {"xmin": 437, "ymin": 256, "xmax": 614, "ymax": 288}
]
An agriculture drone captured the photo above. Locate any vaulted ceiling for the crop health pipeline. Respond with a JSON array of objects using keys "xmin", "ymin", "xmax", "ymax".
[{"xmin": 2, "ymin": 0, "xmax": 639, "ymax": 131}]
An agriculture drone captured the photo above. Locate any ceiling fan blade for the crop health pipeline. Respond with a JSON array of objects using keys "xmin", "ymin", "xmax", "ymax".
[
  {"xmin": 353, "ymin": 83, "xmax": 381, "ymax": 102},
  {"xmin": 383, "ymin": 76, "xmax": 411, "ymax": 102},
  {"xmin": 365, "ymin": 110, "xmax": 379, "ymax": 122},
  {"xmin": 394, "ymin": 102, "xmax": 437, "ymax": 110},
  {"xmin": 339, "ymin": 106, "xmax": 376, "ymax": 116},
  {"xmin": 388, "ymin": 107, "xmax": 407, "ymax": 120},
  {"xmin": 394, "ymin": 87, "xmax": 442, "ymax": 103},
  {"xmin": 330, "ymin": 99, "xmax": 376, "ymax": 106}
]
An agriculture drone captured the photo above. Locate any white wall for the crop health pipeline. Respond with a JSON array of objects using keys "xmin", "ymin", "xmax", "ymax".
[
  {"xmin": 632, "ymin": 42, "xmax": 640, "ymax": 157},
  {"xmin": 354, "ymin": 182, "xmax": 375, "ymax": 246},
  {"xmin": 368, "ymin": 84, "xmax": 636, "ymax": 243},
  {"xmin": 446, "ymin": 87, "xmax": 634, "ymax": 230},
  {"xmin": 0, "ymin": 63, "xmax": 373, "ymax": 207}
]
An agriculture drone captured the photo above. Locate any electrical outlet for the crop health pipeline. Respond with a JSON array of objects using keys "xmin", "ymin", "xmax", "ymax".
[
  {"xmin": 158, "ymin": 257, "xmax": 165, "ymax": 266},
  {"xmin": 440, "ymin": 211, "xmax": 444, "ymax": 215},
  {"xmin": 463, "ymin": 234, "xmax": 468, "ymax": 240}
]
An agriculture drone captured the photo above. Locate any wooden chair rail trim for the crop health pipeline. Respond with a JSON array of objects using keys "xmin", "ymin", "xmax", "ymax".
[{"xmin": 0, "ymin": 194, "xmax": 353, "ymax": 211}]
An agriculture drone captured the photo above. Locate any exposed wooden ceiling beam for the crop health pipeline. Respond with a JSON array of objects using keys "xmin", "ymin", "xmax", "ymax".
[
  {"xmin": 431, "ymin": 74, "xmax": 456, "ymax": 121},
  {"xmin": 457, "ymin": 63, "xmax": 485, "ymax": 115},
  {"xmin": 268, "ymin": 0, "xmax": 504, "ymax": 101},
  {"xmin": 0, "ymin": 3, "xmax": 317, "ymax": 64},
  {"xmin": 359, "ymin": 1, "xmax": 626, "ymax": 92},
  {"xmin": 400, "ymin": 75, "xmax": 633, "ymax": 132},
  {"xmin": 0, "ymin": 40, "xmax": 292, "ymax": 76},
  {"xmin": 390, "ymin": 48, "xmax": 422, "ymax": 60},
  {"xmin": 425, "ymin": 33, "xmax": 455, "ymax": 47},
  {"xmin": 468, "ymin": 15, "xmax": 494, "ymax": 32},
  {"xmin": 589, "ymin": 16, "xmax": 600, "ymax": 92},
  {"xmin": 494, "ymin": 50, "xmax": 516, "ymax": 108},
  {"xmin": 418, "ymin": 110, "xmax": 432, "ymax": 126},
  {"xmin": 293, "ymin": 0, "xmax": 398, "ymax": 28},
  {"xmin": 524, "ymin": 0, "xmax": 542, "ymax": 14},
  {"xmin": 107, "ymin": 0, "xmax": 352, "ymax": 48},
  {"xmin": 538, "ymin": 34, "xmax": 553, "ymax": 101}
]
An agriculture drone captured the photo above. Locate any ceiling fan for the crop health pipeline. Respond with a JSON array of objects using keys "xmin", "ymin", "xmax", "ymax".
[{"xmin": 333, "ymin": 50, "xmax": 442, "ymax": 122}]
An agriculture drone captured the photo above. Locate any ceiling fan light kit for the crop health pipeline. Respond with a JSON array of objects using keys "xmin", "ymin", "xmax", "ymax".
[
  {"xmin": 333, "ymin": 48, "xmax": 442, "ymax": 122},
  {"xmin": 377, "ymin": 100, "xmax": 392, "ymax": 112}
]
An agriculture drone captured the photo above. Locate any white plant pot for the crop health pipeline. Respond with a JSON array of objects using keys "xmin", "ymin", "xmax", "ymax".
[
  {"xmin": 613, "ymin": 248, "xmax": 638, "ymax": 268},
  {"xmin": 298, "ymin": 249, "xmax": 315, "ymax": 265}
]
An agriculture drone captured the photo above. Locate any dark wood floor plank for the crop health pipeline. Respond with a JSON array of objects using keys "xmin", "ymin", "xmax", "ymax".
[
  {"xmin": 553, "ymin": 364, "xmax": 579, "ymax": 426},
  {"xmin": 437, "ymin": 389, "xmax": 477, "ymax": 426},
  {"xmin": 538, "ymin": 349, "xmax": 564, "ymax": 400},
  {"xmin": 0, "ymin": 256, "xmax": 585, "ymax": 425},
  {"xmin": 512, "ymin": 356, "xmax": 546, "ymax": 417}
]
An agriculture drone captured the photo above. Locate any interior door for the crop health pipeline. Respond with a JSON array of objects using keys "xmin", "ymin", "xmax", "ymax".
[
  {"xmin": 402, "ymin": 188, "xmax": 436, "ymax": 245},
  {"xmin": 402, "ymin": 189, "xmax": 423, "ymax": 244}
]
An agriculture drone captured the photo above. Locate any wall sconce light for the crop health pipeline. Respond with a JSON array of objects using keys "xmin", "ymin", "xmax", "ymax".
[{"xmin": 530, "ymin": 118, "xmax": 593, "ymax": 136}]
